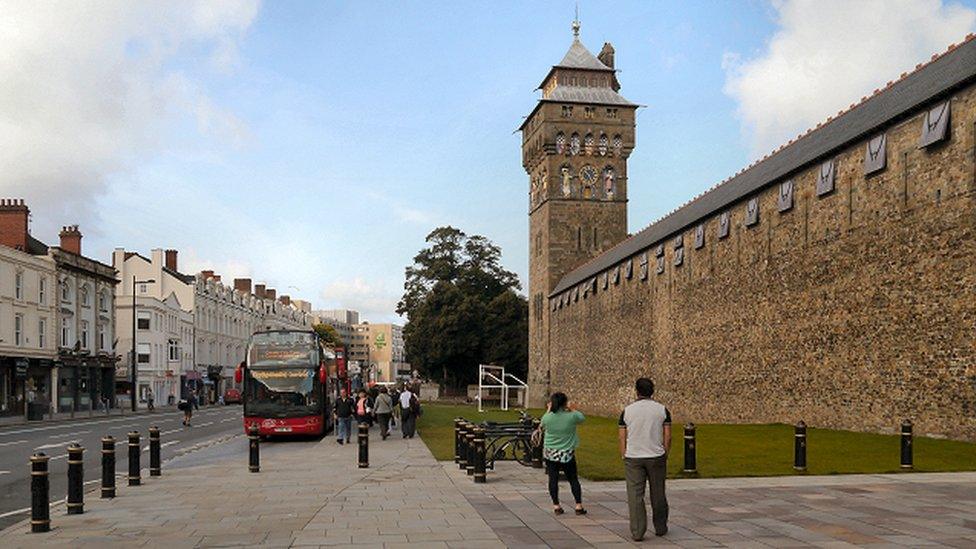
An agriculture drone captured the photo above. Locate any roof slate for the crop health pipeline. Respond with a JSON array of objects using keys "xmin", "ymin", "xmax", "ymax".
[
  {"xmin": 552, "ymin": 35, "xmax": 976, "ymax": 296},
  {"xmin": 546, "ymin": 85, "xmax": 635, "ymax": 106},
  {"xmin": 558, "ymin": 38, "xmax": 612, "ymax": 71}
]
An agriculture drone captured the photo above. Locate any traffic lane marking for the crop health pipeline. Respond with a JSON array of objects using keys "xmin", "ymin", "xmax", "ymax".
[
  {"xmin": 0, "ymin": 407, "xmax": 239, "ymax": 437},
  {"xmin": 49, "ymin": 430, "xmax": 91, "ymax": 439},
  {"xmin": 0, "ymin": 439, "xmax": 27, "ymax": 447}
]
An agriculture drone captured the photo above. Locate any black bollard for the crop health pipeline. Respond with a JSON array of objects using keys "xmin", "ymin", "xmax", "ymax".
[
  {"xmin": 454, "ymin": 418, "xmax": 462, "ymax": 464},
  {"xmin": 474, "ymin": 427, "xmax": 487, "ymax": 483},
  {"xmin": 248, "ymin": 424, "xmax": 260, "ymax": 473},
  {"xmin": 66, "ymin": 443, "xmax": 84, "ymax": 514},
  {"xmin": 466, "ymin": 426, "xmax": 476, "ymax": 476},
  {"xmin": 458, "ymin": 422, "xmax": 469, "ymax": 471},
  {"xmin": 358, "ymin": 422, "xmax": 369, "ymax": 468},
  {"xmin": 127, "ymin": 431, "xmax": 140, "ymax": 486},
  {"xmin": 101, "ymin": 436, "xmax": 116, "ymax": 498},
  {"xmin": 683, "ymin": 423, "xmax": 697, "ymax": 474},
  {"xmin": 901, "ymin": 419, "xmax": 913, "ymax": 470},
  {"xmin": 794, "ymin": 421, "xmax": 807, "ymax": 471},
  {"xmin": 531, "ymin": 418, "xmax": 544, "ymax": 468},
  {"xmin": 149, "ymin": 426, "xmax": 161, "ymax": 477},
  {"xmin": 30, "ymin": 452, "xmax": 50, "ymax": 533}
]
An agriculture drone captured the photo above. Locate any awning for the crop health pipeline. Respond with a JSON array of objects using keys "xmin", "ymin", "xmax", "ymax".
[{"xmin": 184, "ymin": 371, "xmax": 203, "ymax": 381}]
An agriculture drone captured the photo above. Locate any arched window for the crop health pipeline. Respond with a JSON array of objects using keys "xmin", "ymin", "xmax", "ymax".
[
  {"xmin": 599, "ymin": 134, "xmax": 608, "ymax": 156},
  {"xmin": 584, "ymin": 133, "xmax": 594, "ymax": 155},
  {"xmin": 570, "ymin": 133, "xmax": 580, "ymax": 155},
  {"xmin": 613, "ymin": 134, "xmax": 623, "ymax": 155},
  {"xmin": 80, "ymin": 285, "xmax": 89, "ymax": 307},
  {"xmin": 555, "ymin": 132, "xmax": 566, "ymax": 154},
  {"xmin": 61, "ymin": 279, "xmax": 71, "ymax": 302}
]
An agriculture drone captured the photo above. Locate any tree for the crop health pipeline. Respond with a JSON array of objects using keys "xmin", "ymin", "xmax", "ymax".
[
  {"xmin": 312, "ymin": 323, "xmax": 343, "ymax": 348},
  {"xmin": 400, "ymin": 227, "xmax": 527, "ymax": 390}
]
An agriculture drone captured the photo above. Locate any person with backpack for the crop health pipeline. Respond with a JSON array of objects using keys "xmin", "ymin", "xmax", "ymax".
[
  {"xmin": 540, "ymin": 392, "xmax": 586, "ymax": 516},
  {"xmin": 398, "ymin": 385, "xmax": 418, "ymax": 438},
  {"xmin": 354, "ymin": 390, "xmax": 372, "ymax": 427}
]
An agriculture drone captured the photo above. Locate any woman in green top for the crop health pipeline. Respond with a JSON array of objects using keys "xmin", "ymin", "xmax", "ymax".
[{"xmin": 541, "ymin": 392, "xmax": 586, "ymax": 515}]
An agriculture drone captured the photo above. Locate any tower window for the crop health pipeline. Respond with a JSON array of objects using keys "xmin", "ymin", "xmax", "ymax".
[
  {"xmin": 606, "ymin": 108, "xmax": 618, "ymax": 119},
  {"xmin": 555, "ymin": 132, "xmax": 566, "ymax": 154},
  {"xmin": 561, "ymin": 105, "xmax": 573, "ymax": 118},
  {"xmin": 584, "ymin": 107, "xmax": 595, "ymax": 119}
]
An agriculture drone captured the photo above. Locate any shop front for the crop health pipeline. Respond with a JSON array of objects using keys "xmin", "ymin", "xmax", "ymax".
[
  {"xmin": 57, "ymin": 354, "xmax": 114, "ymax": 413},
  {"xmin": 0, "ymin": 357, "xmax": 54, "ymax": 419}
]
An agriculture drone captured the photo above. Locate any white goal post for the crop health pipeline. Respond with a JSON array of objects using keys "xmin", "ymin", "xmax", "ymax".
[{"xmin": 477, "ymin": 364, "xmax": 528, "ymax": 412}]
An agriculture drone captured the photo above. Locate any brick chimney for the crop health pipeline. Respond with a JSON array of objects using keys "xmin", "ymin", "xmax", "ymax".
[
  {"xmin": 212, "ymin": 274, "xmax": 221, "ymax": 282},
  {"xmin": 598, "ymin": 42, "xmax": 615, "ymax": 69},
  {"xmin": 265, "ymin": 288, "xmax": 276, "ymax": 300},
  {"xmin": 254, "ymin": 284, "xmax": 266, "ymax": 298},
  {"xmin": 0, "ymin": 198, "xmax": 30, "ymax": 251},
  {"xmin": 234, "ymin": 278, "xmax": 252, "ymax": 294},
  {"xmin": 164, "ymin": 249, "xmax": 178, "ymax": 271},
  {"xmin": 200, "ymin": 270, "xmax": 215, "ymax": 280},
  {"xmin": 279, "ymin": 295, "xmax": 291, "ymax": 306},
  {"xmin": 59, "ymin": 225, "xmax": 82, "ymax": 255}
]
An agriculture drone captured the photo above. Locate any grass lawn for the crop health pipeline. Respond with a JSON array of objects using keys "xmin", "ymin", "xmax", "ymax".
[{"xmin": 417, "ymin": 403, "xmax": 976, "ymax": 481}]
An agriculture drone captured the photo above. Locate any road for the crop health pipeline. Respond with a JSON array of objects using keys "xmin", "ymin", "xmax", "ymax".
[{"xmin": 0, "ymin": 405, "xmax": 245, "ymax": 530}]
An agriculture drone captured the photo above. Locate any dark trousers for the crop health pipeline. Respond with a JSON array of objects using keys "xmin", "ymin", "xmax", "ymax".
[
  {"xmin": 377, "ymin": 413, "xmax": 391, "ymax": 438},
  {"xmin": 625, "ymin": 456, "xmax": 668, "ymax": 538},
  {"xmin": 401, "ymin": 410, "xmax": 416, "ymax": 437},
  {"xmin": 546, "ymin": 458, "xmax": 582, "ymax": 505}
]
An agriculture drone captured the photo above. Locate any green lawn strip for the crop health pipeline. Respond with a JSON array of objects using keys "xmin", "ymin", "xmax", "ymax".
[{"xmin": 417, "ymin": 403, "xmax": 976, "ymax": 480}]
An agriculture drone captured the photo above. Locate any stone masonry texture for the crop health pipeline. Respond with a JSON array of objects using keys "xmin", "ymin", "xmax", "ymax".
[{"xmin": 530, "ymin": 48, "xmax": 976, "ymax": 440}]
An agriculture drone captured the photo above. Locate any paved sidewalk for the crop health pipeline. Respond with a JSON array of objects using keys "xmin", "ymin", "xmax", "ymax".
[
  {"xmin": 3, "ymin": 427, "xmax": 976, "ymax": 548},
  {"xmin": 447, "ymin": 461, "xmax": 976, "ymax": 548},
  {"xmin": 0, "ymin": 430, "xmax": 502, "ymax": 548}
]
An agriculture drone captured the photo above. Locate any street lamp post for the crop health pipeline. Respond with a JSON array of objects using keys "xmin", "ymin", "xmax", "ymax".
[{"xmin": 131, "ymin": 277, "xmax": 155, "ymax": 411}]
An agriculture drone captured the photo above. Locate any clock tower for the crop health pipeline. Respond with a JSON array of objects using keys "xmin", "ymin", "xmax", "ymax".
[{"xmin": 521, "ymin": 19, "xmax": 637, "ymax": 405}]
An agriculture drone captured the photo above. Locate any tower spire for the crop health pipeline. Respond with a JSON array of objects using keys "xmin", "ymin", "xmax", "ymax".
[{"xmin": 572, "ymin": 3, "xmax": 580, "ymax": 39}]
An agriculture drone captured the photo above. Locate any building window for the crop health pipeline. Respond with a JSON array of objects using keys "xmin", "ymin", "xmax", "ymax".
[
  {"xmin": 98, "ymin": 290, "xmax": 108, "ymax": 312},
  {"xmin": 168, "ymin": 339, "xmax": 180, "ymax": 362},
  {"xmin": 98, "ymin": 328, "xmax": 105, "ymax": 351},
  {"xmin": 39, "ymin": 277, "xmax": 46, "ymax": 305},
  {"xmin": 139, "ymin": 283, "xmax": 147, "ymax": 294},
  {"xmin": 61, "ymin": 280, "xmax": 71, "ymax": 303},
  {"xmin": 561, "ymin": 105, "xmax": 573, "ymax": 118},
  {"xmin": 137, "ymin": 343, "xmax": 150, "ymax": 364},
  {"xmin": 15, "ymin": 271, "xmax": 23, "ymax": 300},
  {"xmin": 61, "ymin": 317, "xmax": 71, "ymax": 347},
  {"xmin": 14, "ymin": 314, "xmax": 23, "ymax": 346},
  {"xmin": 80, "ymin": 285, "xmax": 89, "ymax": 307},
  {"xmin": 80, "ymin": 320, "xmax": 89, "ymax": 349},
  {"xmin": 137, "ymin": 312, "xmax": 150, "ymax": 331},
  {"xmin": 38, "ymin": 318, "xmax": 46, "ymax": 349},
  {"xmin": 606, "ymin": 108, "xmax": 618, "ymax": 119},
  {"xmin": 584, "ymin": 106, "xmax": 595, "ymax": 119}
]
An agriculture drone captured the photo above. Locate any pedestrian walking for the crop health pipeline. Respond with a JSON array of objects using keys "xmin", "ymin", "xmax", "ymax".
[
  {"xmin": 191, "ymin": 388, "xmax": 200, "ymax": 410},
  {"xmin": 389, "ymin": 386, "xmax": 400, "ymax": 428},
  {"xmin": 398, "ymin": 386, "xmax": 417, "ymax": 438},
  {"xmin": 355, "ymin": 390, "xmax": 372, "ymax": 427},
  {"xmin": 619, "ymin": 377, "xmax": 671, "ymax": 540},
  {"xmin": 146, "ymin": 388, "xmax": 155, "ymax": 411},
  {"xmin": 179, "ymin": 396, "xmax": 193, "ymax": 426},
  {"xmin": 540, "ymin": 392, "xmax": 586, "ymax": 516},
  {"xmin": 373, "ymin": 386, "xmax": 394, "ymax": 440},
  {"xmin": 333, "ymin": 388, "xmax": 355, "ymax": 444}
]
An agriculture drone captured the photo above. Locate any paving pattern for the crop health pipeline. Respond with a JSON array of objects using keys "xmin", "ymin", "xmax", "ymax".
[{"xmin": 1, "ymin": 426, "xmax": 975, "ymax": 547}]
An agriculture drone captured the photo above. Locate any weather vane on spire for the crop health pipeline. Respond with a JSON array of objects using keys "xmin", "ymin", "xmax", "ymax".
[{"xmin": 572, "ymin": 3, "xmax": 580, "ymax": 38}]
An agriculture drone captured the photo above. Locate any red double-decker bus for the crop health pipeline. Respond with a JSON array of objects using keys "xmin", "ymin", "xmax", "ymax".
[
  {"xmin": 333, "ymin": 346, "xmax": 350, "ymax": 394},
  {"xmin": 236, "ymin": 330, "xmax": 337, "ymax": 437}
]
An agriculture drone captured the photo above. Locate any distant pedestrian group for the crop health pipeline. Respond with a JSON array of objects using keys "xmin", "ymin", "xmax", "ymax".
[
  {"xmin": 333, "ymin": 384, "xmax": 421, "ymax": 445},
  {"xmin": 538, "ymin": 377, "xmax": 670, "ymax": 541}
]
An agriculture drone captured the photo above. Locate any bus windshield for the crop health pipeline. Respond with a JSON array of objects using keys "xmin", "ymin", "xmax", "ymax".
[{"xmin": 245, "ymin": 331, "xmax": 321, "ymax": 418}]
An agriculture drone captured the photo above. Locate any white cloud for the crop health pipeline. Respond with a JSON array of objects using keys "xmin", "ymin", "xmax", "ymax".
[
  {"xmin": 0, "ymin": 0, "xmax": 259, "ymax": 237},
  {"xmin": 320, "ymin": 278, "xmax": 404, "ymax": 324},
  {"xmin": 724, "ymin": 0, "xmax": 976, "ymax": 158}
]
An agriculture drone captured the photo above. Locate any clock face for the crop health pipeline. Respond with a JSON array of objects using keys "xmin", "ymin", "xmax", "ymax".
[{"xmin": 580, "ymin": 165, "xmax": 598, "ymax": 185}]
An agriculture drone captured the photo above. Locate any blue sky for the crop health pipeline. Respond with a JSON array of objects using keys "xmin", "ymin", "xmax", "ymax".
[{"xmin": 3, "ymin": 1, "xmax": 975, "ymax": 321}]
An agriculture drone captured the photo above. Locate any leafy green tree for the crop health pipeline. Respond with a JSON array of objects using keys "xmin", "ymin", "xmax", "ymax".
[
  {"xmin": 312, "ymin": 323, "xmax": 343, "ymax": 348},
  {"xmin": 400, "ymin": 227, "xmax": 527, "ymax": 390}
]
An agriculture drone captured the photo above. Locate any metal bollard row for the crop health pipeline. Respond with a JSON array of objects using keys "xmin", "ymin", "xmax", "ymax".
[
  {"xmin": 29, "ymin": 428, "xmax": 171, "ymax": 533},
  {"xmin": 794, "ymin": 421, "xmax": 807, "ymax": 472},
  {"xmin": 682, "ymin": 423, "xmax": 697, "ymax": 474},
  {"xmin": 458, "ymin": 422, "xmax": 469, "ymax": 471}
]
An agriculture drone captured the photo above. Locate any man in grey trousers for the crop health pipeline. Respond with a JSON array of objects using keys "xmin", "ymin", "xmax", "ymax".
[{"xmin": 619, "ymin": 377, "xmax": 671, "ymax": 540}]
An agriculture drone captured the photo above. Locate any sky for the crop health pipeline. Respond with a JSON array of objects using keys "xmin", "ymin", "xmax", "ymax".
[{"xmin": 2, "ymin": 0, "xmax": 975, "ymax": 323}]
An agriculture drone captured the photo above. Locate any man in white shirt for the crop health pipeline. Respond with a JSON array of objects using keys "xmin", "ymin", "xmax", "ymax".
[
  {"xmin": 398, "ymin": 386, "xmax": 416, "ymax": 438},
  {"xmin": 618, "ymin": 377, "xmax": 671, "ymax": 540}
]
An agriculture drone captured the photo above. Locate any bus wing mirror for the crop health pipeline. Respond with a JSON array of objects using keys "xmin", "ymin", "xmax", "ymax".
[
  {"xmin": 319, "ymin": 365, "xmax": 327, "ymax": 384},
  {"xmin": 235, "ymin": 365, "xmax": 243, "ymax": 384}
]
